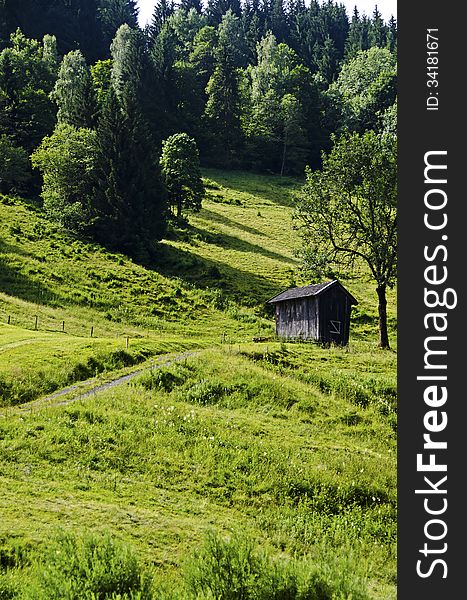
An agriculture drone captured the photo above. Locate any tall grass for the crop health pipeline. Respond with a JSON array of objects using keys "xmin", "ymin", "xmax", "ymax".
[
  {"xmin": 183, "ymin": 530, "xmax": 370, "ymax": 600},
  {"xmin": 7, "ymin": 532, "xmax": 152, "ymax": 600},
  {"xmin": 1, "ymin": 530, "xmax": 370, "ymax": 600}
]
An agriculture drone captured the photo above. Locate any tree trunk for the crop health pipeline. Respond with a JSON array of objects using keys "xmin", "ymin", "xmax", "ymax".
[
  {"xmin": 177, "ymin": 198, "xmax": 182, "ymax": 219},
  {"xmin": 280, "ymin": 133, "xmax": 287, "ymax": 177},
  {"xmin": 376, "ymin": 284, "xmax": 390, "ymax": 349}
]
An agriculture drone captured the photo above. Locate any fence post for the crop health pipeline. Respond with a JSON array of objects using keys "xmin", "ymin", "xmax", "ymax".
[
  {"xmin": 90, "ymin": 326, "xmax": 94, "ymax": 338},
  {"xmin": 62, "ymin": 321, "xmax": 65, "ymax": 332},
  {"xmin": 34, "ymin": 315, "xmax": 38, "ymax": 330},
  {"xmin": 126, "ymin": 336, "xmax": 129, "ymax": 349},
  {"xmin": 7, "ymin": 315, "xmax": 10, "ymax": 325}
]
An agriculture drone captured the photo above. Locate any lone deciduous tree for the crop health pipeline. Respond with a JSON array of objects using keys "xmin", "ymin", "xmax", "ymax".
[
  {"xmin": 160, "ymin": 132, "xmax": 205, "ymax": 220},
  {"xmin": 31, "ymin": 124, "xmax": 97, "ymax": 232},
  {"xmin": 294, "ymin": 130, "xmax": 397, "ymax": 349}
]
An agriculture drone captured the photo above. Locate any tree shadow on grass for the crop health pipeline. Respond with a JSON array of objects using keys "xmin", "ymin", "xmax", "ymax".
[
  {"xmin": 0, "ymin": 238, "xmax": 68, "ymax": 309},
  {"xmin": 0, "ymin": 258, "xmax": 58, "ymax": 308},
  {"xmin": 200, "ymin": 208, "xmax": 267, "ymax": 238},
  {"xmin": 0, "ymin": 238, "xmax": 38, "ymax": 260},
  {"xmin": 151, "ymin": 243, "xmax": 283, "ymax": 306},
  {"xmin": 185, "ymin": 225, "xmax": 298, "ymax": 267},
  {"xmin": 202, "ymin": 168, "xmax": 303, "ymax": 207}
]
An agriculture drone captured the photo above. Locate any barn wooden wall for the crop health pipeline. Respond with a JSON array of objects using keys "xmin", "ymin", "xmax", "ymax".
[
  {"xmin": 275, "ymin": 297, "xmax": 319, "ymax": 340},
  {"xmin": 274, "ymin": 287, "xmax": 353, "ymax": 345}
]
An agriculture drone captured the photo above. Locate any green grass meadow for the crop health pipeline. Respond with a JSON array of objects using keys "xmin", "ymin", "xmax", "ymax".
[{"xmin": 0, "ymin": 170, "xmax": 396, "ymax": 599}]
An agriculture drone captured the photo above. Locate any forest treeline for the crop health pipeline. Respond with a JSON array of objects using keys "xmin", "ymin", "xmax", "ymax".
[{"xmin": 0, "ymin": 0, "xmax": 396, "ymax": 258}]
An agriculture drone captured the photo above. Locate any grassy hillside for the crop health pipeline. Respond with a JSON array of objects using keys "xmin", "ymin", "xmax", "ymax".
[
  {"xmin": 159, "ymin": 170, "xmax": 302, "ymax": 304},
  {"xmin": 0, "ymin": 170, "xmax": 397, "ymax": 599}
]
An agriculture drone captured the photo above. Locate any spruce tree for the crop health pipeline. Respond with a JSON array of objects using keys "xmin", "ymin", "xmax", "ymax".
[
  {"xmin": 95, "ymin": 86, "xmax": 167, "ymax": 257},
  {"xmin": 147, "ymin": 0, "xmax": 175, "ymax": 44},
  {"xmin": 204, "ymin": 10, "xmax": 244, "ymax": 165},
  {"xmin": 93, "ymin": 26, "xmax": 167, "ymax": 257},
  {"xmin": 269, "ymin": 0, "xmax": 288, "ymax": 43},
  {"xmin": 320, "ymin": 0, "xmax": 349, "ymax": 61},
  {"xmin": 386, "ymin": 16, "xmax": 397, "ymax": 53},
  {"xmin": 345, "ymin": 7, "xmax": 363, "ymax": 58},
  {"xmin": 98, "ymin": 0, "xmax": 139, "ymax": 53},
  {"xmin": 207, "ymin": 0, "xmax": 242, "ymax": 25},
  {"xmin": 179, "ymin": 0, "xmax": 203, "ymax": 14},
  {"xmin": 76, "ymin": 0, "xmax": 106, "ymax": 62},
  {"xmin": 111, "ymin": 22, "xmax": 161, "ymax": 143},
  {"xmin": 242, "ymin": 1, "xmax": 265, "ymax": 62},
  {"xmin": 189, "ymin": 25, "xmax": 218, "ymax": 84},
  {"xmin": 93, "ymin": 88, "xmax": 129, "ymax": 248},
  {"xmin": 369, "ymin": 6, "xmax": 387, "ymax": 48},
  {"xmin": 360, "ymin": 15, "xmax": 370, "ymax": 51},
  {"xmin": 150, "ymin": 21, "xmax": 180, "ymax": 140},
  {"xmin": 287, "ymin": 0, "xmax": 306, "ymax": 16},
  {"xmin": 314, "ymin": 35, "xmax": 339, "ymax": 84}
]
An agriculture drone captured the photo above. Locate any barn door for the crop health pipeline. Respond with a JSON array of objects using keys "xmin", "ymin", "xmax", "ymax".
[{"xmin": 329, "ymin": 320, "xmax": 341, "ymax": 335}]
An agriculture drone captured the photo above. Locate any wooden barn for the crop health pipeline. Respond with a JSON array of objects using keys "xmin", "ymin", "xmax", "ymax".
[{"xmin": 267, "ymin": 280, "xmax": 358, "ymax": 345}]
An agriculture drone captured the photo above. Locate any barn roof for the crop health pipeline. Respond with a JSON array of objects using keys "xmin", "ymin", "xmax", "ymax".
[{"xmin": 267, "ymin": 280, "xmax": 358, "ymax": 305}]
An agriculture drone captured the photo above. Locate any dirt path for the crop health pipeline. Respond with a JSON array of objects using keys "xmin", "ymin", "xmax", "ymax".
[{"xmin": 10, "ymin": 350, "xmax": 199, "ymax": 413}]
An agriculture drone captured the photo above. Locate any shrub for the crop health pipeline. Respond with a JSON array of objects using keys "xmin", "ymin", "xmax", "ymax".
[
  {"xmin": 184, "ymin": 530, "xmax": 264, "ymax": 600},
  {"xmin": 0, "ymin": 575, "xmax": 17, "ymax": 600},
  {"xmin": 0, "ymin": 135, "xmax": 31, "ymax": 194},
  {"xmin": 183, "ymin": 530, "xmax": 369, "ymax": 600},
  {"xmin": 136, "ymin": 365, "xmax": 189, "ymax": 393},
  {"xmin": 202, "ymin": 178, "xmax": 221, "ymax": 190},
  {"xmin": 32, "ymin": 532, "xmax": 152, "ymax": 599},
  {"xmin": 0, "ymin": 378, "xmax": 13, "ymax": 404},
  {"xmin": 183, "ymin": 379, "xmax": 227, "ymax": 405},
  {"xmin": 0, "ymin": 541, "xmax": 30, "ymax": 571}
]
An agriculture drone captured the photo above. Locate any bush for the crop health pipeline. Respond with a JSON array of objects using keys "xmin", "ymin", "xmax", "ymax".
[
  {"xmin": 183, "ymin": 530, "xmax": 369, "ymax": 600},
  {"xmin": 183, "ymin": 379, "xmax": 227, "ymax": 405},
  {"xmin": 136, "ymin": 364, "xmax": 190, "ymax": 393},
  {"xmin": 202, "ymin": 178, "xmax": 221, "ymax": 190},
  {"xmin": 0, "ymin": 135, "xmax": 31, "ymax": 194},
  {"xmin": 184, "ymin": 530, "xmax": 265, "ymax": 600},
  {"xmin": 0, "ymin": 576, "xmax": 17, "ymax": 600},
  {"xmin": 32, "ymin": 532, "xmax": 152, "ymax": 599},
  {"xmin": 0, "ymin": 541, "xmax": 30, "ymax": 571}
]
